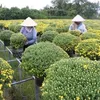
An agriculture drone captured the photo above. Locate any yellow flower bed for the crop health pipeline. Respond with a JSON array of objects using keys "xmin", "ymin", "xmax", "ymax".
[{"xmin": 0, "ymin": 19, "xmax": 100, "ymax": 33}]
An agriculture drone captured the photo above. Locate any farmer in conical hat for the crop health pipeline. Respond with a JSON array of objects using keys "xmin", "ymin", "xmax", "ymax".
[
  {"xmin": 20, "ymin": 17, "xmax": 37, "ymax": 50},
  {"xmin": 69, "ymin": 15, "xmax": 87, "ymax": 34}
]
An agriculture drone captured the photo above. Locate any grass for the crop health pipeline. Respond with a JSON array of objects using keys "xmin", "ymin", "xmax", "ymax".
[{"xmin": 0, "ymin": 42, "xmax": 35, "ymax": 100}]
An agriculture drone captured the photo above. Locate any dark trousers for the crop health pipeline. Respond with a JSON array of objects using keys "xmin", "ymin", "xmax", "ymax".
[{"xmin": 23, "ymin": 44, "xmax": 32, "ymax": 51}]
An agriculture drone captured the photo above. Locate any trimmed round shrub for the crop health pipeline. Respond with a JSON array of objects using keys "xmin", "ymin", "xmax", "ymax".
[
  {"xmin": 80, "ymin": 32, "xmax": 100, "ymax": 40},
  {"xmin": 8, "ymin": 22, "xmax": 21, "ymax": 33},
  {"xmin": 53, "ymin": 33, "xmax": 80, "ymax": 52},
  {"xmin": 69, "ymin": 30, "xmax": 81, "ymax": 36},
  {"xmin": 21, "ymin": 42, "xmax": 69, "ymax": 78},
  {"xmin": 44, "ymin": 26, "xmax": 56, "ymax": 32},
  {"xmin": 0, "ymin": 30, "xmax": 15, "ymax": 41},
  {"xmin": 10, "ymin": 32, "xmax": 27, "ymax": 49},
  {"xmin": 56, "ymin": 25, "xmax": 69, "ymax": 33},
  {"xmin": 41, "ymin": 57, "xmax": 100, "ymax": 100},
  {"xmin": 40, "ymin": 31, "xmax": 59, "ymax": 42},
  {"xmin": 0, "ymin": 23, "xmax": 5, "ymax": 30},
  {"xmin": 0, "ymin": 58, "xmax": 14, "ymax": 100},
  {"xmin": 8, "ymin": 23, "xmax": 16, "ymax": 32},
  {"xmin": 62, "ymin": 25, "xmax": 69, "ymax": 32},
  {"xmin": 75, "ymin": 39, "xmax": 100, "ymax": 60},
  {"xmin": 14, "ymin": 24, "xmax": 22, "ymax": 33}
]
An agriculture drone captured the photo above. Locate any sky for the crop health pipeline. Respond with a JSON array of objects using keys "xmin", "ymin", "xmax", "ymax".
[{"xmin": 0, "ymin": 0, "xmax": 100, "ymax": 10}]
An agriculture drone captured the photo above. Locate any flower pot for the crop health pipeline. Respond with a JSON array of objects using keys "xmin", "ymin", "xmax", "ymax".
[
  {"xmin": 67, "ymin": 50, "xmax": 75, "ymax": 57},
  {"xmin": 12, "ymin": 48, "xmax": 23, "ymax": 58},
  {"xmin": 4, "ymin": 40, "xmax": 10, "ymax": 46},
  {"xmin": 36, "ymin": 77, "xmax": 44, "ymax": 87}
]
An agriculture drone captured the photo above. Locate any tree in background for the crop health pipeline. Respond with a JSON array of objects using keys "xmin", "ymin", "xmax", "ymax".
[
  {"xmin": 10, "ymin": 7, "xmax": 22, "ymax": 19},
  {"xmin": 50, "ymin": 0, "xmax": 99, "ymax": 18},
  {"xmin": 0, "ymin": 7, "xmax": 10, "ymax": 19},
  {"xmin": 81, "ymin": 2, "xmax": 99, "ymax": 18},
  {"xmin": 0, "ymin": 0, "xmax": 99, "ymax": 19}
]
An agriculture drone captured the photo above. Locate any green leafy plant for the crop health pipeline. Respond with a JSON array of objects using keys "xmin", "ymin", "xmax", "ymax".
[
  {"xmin": 69, "ymin": 30, "xmax": 81, "ymax": 36},
  {"xmin": 40, "ymin": 31, "xmax": 59, "ymax": 42},
  {"xmin": 14, "ymin": 24, "xmax": 22, "ymax": 33},
  {"xmin": 0, "ymin": 23, "xmax": 4, "ymax": 29},
  {"xmin": 10, "ymin": 32, "xmax": 27, "ymax": 49},
  {"xmin": 44, "ymin": 26, "xmax": 56, "ymax": 32},
  {"xmin": 80, "ymin": 32, "xmax": 100, "ymax": 40},
  {"xmin": 75, "ymin": 39, "xmax": 100, "ymax": 60},
  {"xmin": 21, "ymin": 42, "xmax": 69, "ymax": 78},
  {"xmin": 0, "ymin": 30, "xmax": 15, "ymax": 41},
  {"xmin": 8, "ymin": 22, "xmax": 21, "ymax": 33},
  {"xmin": 41, "ymin": 57, "xmax": 100, "ymax": 100},
  {"xmin": 53, "ymin": 33, "xmax": 80, "ymax": 56},
  {"xmin": 0, "ymin": 57, "xmax": 14, "ymax": 100},
  {"xmin": 56, "ymin": 25, "xmax": 69, "ymax": 33}
]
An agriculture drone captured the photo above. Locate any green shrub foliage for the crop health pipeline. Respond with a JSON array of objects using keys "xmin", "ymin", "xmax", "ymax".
[
  {"xmin": 56, "ymin": 25, "xmax": 69, "ymax": 33},
  {"xmin": 80, "ymin": 32, "xmax": 100, "ymax": 40},
  {"xmin": 75, "ymin": 39, "xmax": 100, "ymax": 60},
  {"xmin": 0, "ymin": 58, "xmax": 14, "ymax": 100},
  {"xmin": 69, "ymin": 30, "xmax": 81, "ymax": 36},
  {"xmin": 41, "ymin": 57, "xmax": 100, "ymax": 100},
  {"xmin": 10, "ymin": 32, "xmax": 27, "ymax": 49},
  {"xmin": 8, "ymin": 22, "xmax": 21, "ymax": 33},
  {"xmin": 44, "ymin": 26, "xmax": 56, "ymax": 32},
  {"xmin": 0, "ymin": 30, "xmax": 15, "ymax": 41},
  {"xmin": 53, "ymin": 33, "xmax": 80, "ymax": 52},
  {"xmin": 14, "ymin": 24, "xmax": 22, "ymax": 33},
  {"xmin": 0, "ymin": 23, "xmax": 5, "ymax": 29},
  {"xmin": 21, "ymin": 42, "xmax": 69, "ymax": 78},
  {"xmin": 40, "ymin": 31, "xmax": 59, "ymax": 42}
]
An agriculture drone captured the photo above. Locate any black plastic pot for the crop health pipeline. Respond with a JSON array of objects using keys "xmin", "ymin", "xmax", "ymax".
[
  {"xmin": 4, "ymin": 40, "xmax": 10, "ymax": 46},
  {"xmin": 12, "ymin": 48, "xmax": 23, "ymax": 58},
  {"xmin": 67, "ymin": 50, "xmax": 75, "ymax": 57},
  {"xmin": 36, "ymin": 77, "xmax": 44, "ymax": 87}
]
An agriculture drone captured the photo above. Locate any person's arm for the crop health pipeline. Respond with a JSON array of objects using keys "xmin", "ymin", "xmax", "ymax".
[
  {"xmin": 69, "ymin": 24, "xmax": 72, "ymax": 31},
  {"xmin": 78, "ymin": 23, "xmax": 87, "ymax": 34},
  {"xmin": 25, "ymin": 28, "xmax": 37, "ymax": 45},
  {"xmin": 69, "ymin": 23, "xmax": 76, "ymax": 31},
  {"xmin": 83, "ymin": 24, "xmax": 87, "ymax": 33},
  {"xmin": 81, "ymin": 24, "xmax": 87, "ymax": 33}
]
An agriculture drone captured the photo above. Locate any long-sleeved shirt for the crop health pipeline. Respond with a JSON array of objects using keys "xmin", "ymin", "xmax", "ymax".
[
  {"xmin": 20, "ymin": 26, "xmax": 37, "ymax": 45},
  {"xmin": 69, "ymin": 22, "xmax": 87, "ymax": 33}
]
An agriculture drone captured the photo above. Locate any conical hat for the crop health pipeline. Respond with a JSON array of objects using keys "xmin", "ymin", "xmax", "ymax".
[
  {"xmin": 21, "ymin": 17, "xmax": 37, "ymax": 26},
  {"xmin": 72, "ymin": 15, "xmax": 85, "ymax": 22}
]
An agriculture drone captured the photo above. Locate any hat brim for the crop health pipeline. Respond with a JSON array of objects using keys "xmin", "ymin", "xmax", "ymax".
[
  {"xmin": 72, "ymin": 15, "xmax": 85, "ymax": 22},
  {"xmin": 21, "ymin": 17, "xmax": 37, "ymax": 26},
  {"xmin": 21, "ymin": 23, "xmax": 37, "ymax": 26}
]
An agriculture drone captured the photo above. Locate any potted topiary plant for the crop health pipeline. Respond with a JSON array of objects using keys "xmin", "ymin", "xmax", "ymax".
[
  {"xmin": 69, "ymin": 30, "xmax": 81, "ymax": 37},
  {"xmin": 44, "ymin": 26, "xmax": 56, "ymax": 32},
  {"xmin": 53, "ymin": 33, "xmax": 81, "ymax": 57},
  {"xmin": 10, "ymin": 32, "xmax": 27, "ymax": 58},
  {"xmin": 40, "ymin": 31, "xmax": 59, "ymax": 42},
  {"xmin": 56, "ymin": 25, "xmax": 69, "ymax": 33},
  {"xmin": 0, "ymin": 23, "xmax": 4, "ymax": 30},
  {"xmin": 0, "ymin": 57, "xmax": 14, "ymax": 100},
  {"xmin": 0, "ymin": 30, "xmax": 15, "ymax": 46},
  {"xmin": 8, "ymin": 22, "xmax": 22, "ymax": 33},
  {"xmin": 41, "ymin": 57, "xmax": 100, "ymax": 100},
  {"xmin": 75, "ymin": 39, "xmax": 100, "ymax": 60},
  {"xmin": 80, "ymin": 32, "xmax": 100, "ymax": 40},
  {"xmin": 21, "ymin": 42, "xmax": 69, "ymax": 86}
]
